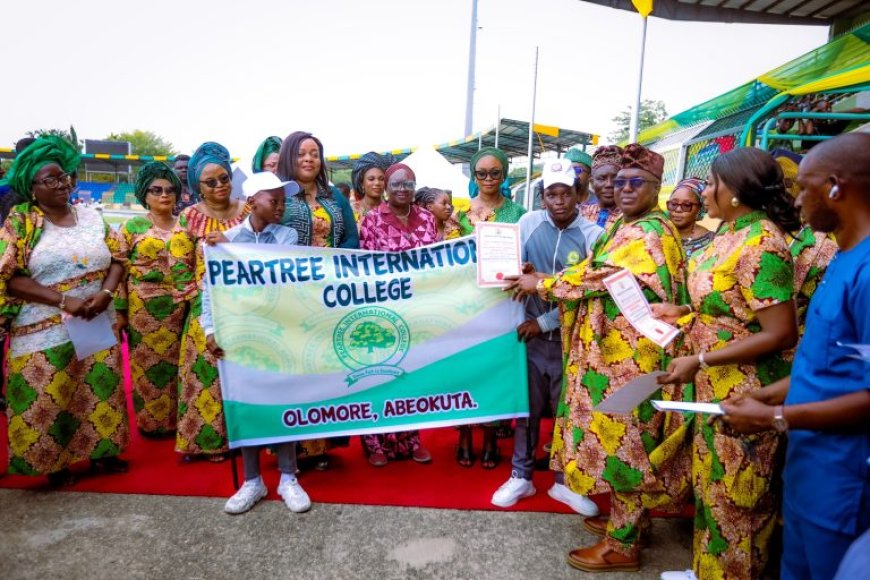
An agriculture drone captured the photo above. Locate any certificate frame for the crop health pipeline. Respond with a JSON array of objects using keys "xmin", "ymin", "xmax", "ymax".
[{"xmin": 475, "ymin": 222, "xmax": 522, "ymax": 288}]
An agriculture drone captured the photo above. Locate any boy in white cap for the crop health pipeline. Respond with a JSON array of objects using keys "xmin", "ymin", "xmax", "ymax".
[
  {"xmin": 492, "ymin": 158, "xmax": 603, "ymax": 513},
  {"xmin": 201, "ymin": 171, "xmax": 309, "ymax": 514}
]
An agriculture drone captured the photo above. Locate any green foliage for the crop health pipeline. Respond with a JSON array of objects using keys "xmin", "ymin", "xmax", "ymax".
[
  {"xmin": 105, "ymin": 130, "xmax": 177, "ymax": 157},
  {"xmin": 26, "ymin": 125, "xmax": 83, "ymax": 151},
  {"xmin": 349, "ymin": 321, "xmax": 396, "ymax": 354},
  {"xmin": 330, "ymin": 168, "xmax": 352, "ymax": 186},
  {"xmin": 609, "ymin": 100, "xmax": 668, "ymax": 143}
]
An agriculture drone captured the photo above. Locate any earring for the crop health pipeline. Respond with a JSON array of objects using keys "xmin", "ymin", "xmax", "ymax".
[
  {"xmin": 828, "ymin": 185, "xmax": 839, "ymax": 199},
  {"xmin": 730, "ymin": 196, "xmax": 740, "ymax": 208}
]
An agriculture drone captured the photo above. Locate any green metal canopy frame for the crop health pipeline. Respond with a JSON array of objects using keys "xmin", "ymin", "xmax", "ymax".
[
  {"xmin": 636, "ymin": 23, "xmax": 870, "ymax": 147},
  {"xmin": 324, "ymin": 119, "xmax": 598, "ymax": 171}
]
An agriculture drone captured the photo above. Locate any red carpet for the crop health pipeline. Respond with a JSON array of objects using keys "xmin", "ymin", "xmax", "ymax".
[{"xmin": 0, "ymin": 343, "xmax": 600, "ymax": 513}]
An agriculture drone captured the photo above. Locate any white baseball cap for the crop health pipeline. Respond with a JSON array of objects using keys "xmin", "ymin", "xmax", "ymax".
[
  {"xmin": 241, "ymin": 172, "xmax": 300, "ymax": 198},
  {"xmin": 541, "ymin": 159, "xmax": 576, "ymax": 189}
]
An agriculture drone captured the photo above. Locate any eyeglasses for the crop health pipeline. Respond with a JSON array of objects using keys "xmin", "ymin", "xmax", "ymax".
[
  {"xmin": 199, "ymin": 174, "xmax": 231, "ymax": 189},
  {"xmin": 147, "ymin": 186, "xmax": 178, "ymax": 197},
  {"xmin": 614, "ymin": 177, "xmax": 659, "ymax": 190},
  {"xmin": 34, "ymin": 172, "xmax": 73, "ymax": 189},
  {"xmin": 666, "ymin": 201, "xmax": 699, "ymax": 212},
  {"xmin": 388, "ymin": 180, "xmax": 416, "ymax": 191},
  {"xmin": 474, "ymin": 169, "xmax": 503, "ymax": 181},
  {"xmin": 573, "ymin": 166, "xmax": 586, "ymax": 176}
]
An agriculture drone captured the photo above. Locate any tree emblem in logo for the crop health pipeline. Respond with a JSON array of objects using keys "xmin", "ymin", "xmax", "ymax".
[
  {"xmin": 349, "ymin": 321, "xmax": 396, "ymax": 354},
  {"xmin": 334, "ymin": 306, "xmax": 411, "ymax": 385}
]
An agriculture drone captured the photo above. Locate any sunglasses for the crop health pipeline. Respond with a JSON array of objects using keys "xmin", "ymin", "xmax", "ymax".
[
  {"xmin": 666, "ymin": 201, "xmax": 699, "ymax": 212},
  {"xmin": 573, "ymin": 166, "xmax": 587, "ymax": 176},
  {"xmin": 147, "ymin": 186, "xmax": 178, "ymax": 197},
  {"xmin": 474, "ymin": 169, "xmax": 503, "ymax": 181},
  {"xmin": 388, "ymin": 180, "xmax": 416, "ymax": 191},
  {"xmin": 199, "ymin": 174, "xmax": 231, "ymax": 189},
  {"xmin": 614, "ymin": 177, "xmax": 659, "ymax": 190}
]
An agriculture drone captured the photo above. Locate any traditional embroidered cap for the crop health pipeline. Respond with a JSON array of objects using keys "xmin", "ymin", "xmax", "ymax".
[
  {"xmin": 541, "ymin": 159, "xmax": 575, "ymax": 189},
  {"xmin": 592, "ymin": 145, "xmax": 623, "ymax": 170},
  {"xmin": 621, "ymin": 143, "xmax": 664, "ymax": 180},
  {"xmin": 241, "ymin": 171, "xmax": 300, "ymax": 198}
]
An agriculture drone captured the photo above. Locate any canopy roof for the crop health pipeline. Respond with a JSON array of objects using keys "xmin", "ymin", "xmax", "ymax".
[
  {"xmin": 325, "ymin": 118, "xmax": 598, "ymax": 171},
  {"xmin": 579, "ymin": 0, "xmax": 867, "ymax": 26},
  {"xmin": 637, "ymin": 22, "xmax": 870, "ymax": 146}
]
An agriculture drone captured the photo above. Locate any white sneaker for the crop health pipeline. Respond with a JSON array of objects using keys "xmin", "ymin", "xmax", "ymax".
[
  {"xmin": 278, "ymin": 476, "xmax": 311, "ymax": 513},
  {"xmin": 660, "ymin": 571, "xmax": 697, "ymax": 580},
  {"xmin": 224, "ymin": 477, "xmax": 267, "ymax": 514},
  {"xmin": 491, "ymin": 474, "xmax": 536, "ymax": 507},
  {"xmin": 548, "ymin": 482, "xmax": 600, "ymax": 516}
]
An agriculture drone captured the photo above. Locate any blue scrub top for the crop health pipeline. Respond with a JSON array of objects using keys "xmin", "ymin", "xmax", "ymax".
[{"xmin": 784, "ymin": 235, "xmax": 870, "ymax": 534}]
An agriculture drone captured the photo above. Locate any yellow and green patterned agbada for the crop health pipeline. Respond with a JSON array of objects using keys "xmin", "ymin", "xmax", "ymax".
[{"xmin": 540, "ymin": 209, "xmax": 690, "ymax": 558}]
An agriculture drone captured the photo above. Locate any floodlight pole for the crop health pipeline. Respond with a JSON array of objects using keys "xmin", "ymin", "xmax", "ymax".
[
  {"xmin": 525, "ymin": 47, "xmax": 539, "ymax": 211},
  {"xmin": 629, "ymin": 16, "xmax": 648, "ymax": 143},
  {"xmin": 465, "ymin": 0, "xmax": 478, "ymax": 139}
]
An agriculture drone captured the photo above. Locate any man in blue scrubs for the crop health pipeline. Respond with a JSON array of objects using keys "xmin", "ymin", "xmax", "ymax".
[{"xmin": 721, "ymin": 132, "xmax": 870, "ymax": 580}]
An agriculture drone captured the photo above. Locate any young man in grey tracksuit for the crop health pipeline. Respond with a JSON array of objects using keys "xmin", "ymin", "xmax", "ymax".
[{"xmin": 492, "ymin": 158, "xmax": 604, "ymax": 513}]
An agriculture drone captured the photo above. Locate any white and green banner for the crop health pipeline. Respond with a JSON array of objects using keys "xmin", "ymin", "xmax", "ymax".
[{"xmin": 204, "ymin": 237, "xmax": 528, "ymax": 449}]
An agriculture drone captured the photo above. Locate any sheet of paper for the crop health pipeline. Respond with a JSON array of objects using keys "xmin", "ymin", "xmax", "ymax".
[
  {"xmin": 63, "ymin": 311, "xmax": 118, "ymax": 361},
  {"xmin": 476, "ymin": 222, "xmax": 521, "ymax": 288},
  {"xmin": 837, "ymin": 341, "xmax": 870, "ymax": 361},
  {"xmin": 651, "ymin": 400, "xmax": 724, "ymax": 415},
  {"xmin": 594, "ymin": 371, "xmax": 667, "ymax": 414},
  {"xmin": 603, "ymin": 269, "xmax": 680, "ymax": 348}
]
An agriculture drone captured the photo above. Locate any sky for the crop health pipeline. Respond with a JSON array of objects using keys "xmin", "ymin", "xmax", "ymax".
[{"xmin": 1, "ymin": 0, "xmax": 830, "ymax": 160}]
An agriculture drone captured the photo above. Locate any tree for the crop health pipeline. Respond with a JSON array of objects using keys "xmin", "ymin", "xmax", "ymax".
[
  {"xmin": 26, "ymin": 125, "xmax": 83, "ymax": 151},
  {"xmin": 609, "ymin": 100, "xmax": 669, "ymax": 143},
  {"xmin": 105, "ymin": 130, "xmax": 177, "ymax": 157},
  {"xmin": 349, "ymin": 321, "xmax": 396, "ymax": 354}
]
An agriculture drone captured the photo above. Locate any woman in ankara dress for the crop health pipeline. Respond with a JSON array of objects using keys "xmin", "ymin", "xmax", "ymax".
[
  {"xmin": 252, "ymin": 136, "xmax": 281, "ymax": 175},
  {"xmin": 667, "ymin": 178, "xmax": 714, "ymax": 258},
  {"xmin": 0, "ymin": 136, "xmax": 130, "ymax": 486},
  {"xmin": 771, "ymin": 148, "xmax": 837, "ymax": 337},
  {"xmin": 277, "ymin": 131, "xmax": 358, "ymax": 470},
  {"xmin": 445, "ymin": 146, "xmax": 526, "ymax": 469},
  {"xmin": 116, "ymin": 162, "xmax": 187, "ymax": 436},
  {"xmin": 358, "ymin": 163, "xmax": 437, "ymax": 467},
  {"xmin": 509, "ymin": 144, "xmax": 689, "ymax": 572},
  {"xmin": 655, "ymin": 147, "xmax": 801, "ymax": 579},
  {"xmin": 169, "ymin": 142, "xmax": 250, "ymax": 461},
  {"xmin": 350, "ymin": 151, "xmax": 391, "ymax": 223}
]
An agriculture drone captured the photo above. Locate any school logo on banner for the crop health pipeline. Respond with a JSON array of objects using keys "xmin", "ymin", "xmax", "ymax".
[{"xmin": 333, "ymin": 306, "xmax": 411, "ymax": 385}]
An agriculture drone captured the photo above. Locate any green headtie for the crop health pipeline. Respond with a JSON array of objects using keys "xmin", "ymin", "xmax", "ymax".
[
  {"xmin": 565, "ymin": 148, "xmax": 592, "ymax": 167},
  {"xmin": 5, "ymin": 136, "xmax": 80, "ymax": 201},
  {"xmin": 135, "ymin": 161, "xmax": 183, "ymax": 209},
  {"xmin": 252, "ymin": 136, "xmax": 282, "ymax": 173},
  {"xmin": 470, "ymin": 147, "xmax": 509, "ymax": 175}
]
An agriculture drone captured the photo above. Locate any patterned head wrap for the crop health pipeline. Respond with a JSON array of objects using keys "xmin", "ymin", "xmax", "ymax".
[
  {"xmin": 351, "ymin": 152, "xmax": 394, "ymax": 195},
  {"xmin": 188, "ymin": 141, "xmax": 232, "ymax": 195},
  {"xmin": 621, "ymin": 143, "xmax": 664, "ymax": 180},
  {"xmin": 671, "ymin": 177, "xmax": 707, "ymax": 217},
  {"xmin": 565, "ymin": 148, "xmax": 593, "ymax": 168},
  {"xmin": 4, "ymin": 136, "xmax": 80, "ymax": 200},
  {"xmin": 592, "ymin": 145, "xmax": 623, "ymax": 171},
  {"xmin": 251, "ymin": 136, "xmax": 282, "ymax": 174},
  {"xmin": 469, "ymin": 147, "xmax": 511, "ymax": 199},
  {"xmin": 771, "ymin": 149, "xmax": 803, "ymax": 198},
  {"xmin": 384, "ymin": 163, "xmax": 416, "ymax": 183},
  {"xmin": 135, "ymin": 161, "xmax": 183, "ymax": 209}
]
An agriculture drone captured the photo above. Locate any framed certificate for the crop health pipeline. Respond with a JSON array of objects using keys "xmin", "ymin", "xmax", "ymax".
[{"xmin": 475, "ymin": 222, "xmax": 522, "ymax": 288}]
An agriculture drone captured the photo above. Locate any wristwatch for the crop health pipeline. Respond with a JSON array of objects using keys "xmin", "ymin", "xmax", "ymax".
[
  {"xmin": 772, "ymin": 405, "xmax": 789, "ymax": 432},
  {"xmin": 698, "ymin": 351, "xmax": 710, "ymax": 370}
]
